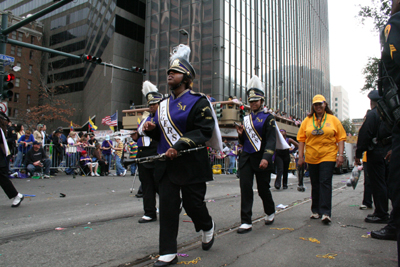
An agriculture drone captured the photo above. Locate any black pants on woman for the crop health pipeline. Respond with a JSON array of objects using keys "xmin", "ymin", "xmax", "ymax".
[
  {"xmin": 240, "ymin": 162, "xmax": 275, "ymax": 224},
  {"xmin": 308, "ymin": 162, "xmax": 336, "ymax": 217},
  {"xmin": 274, "ymin": 149, "xmax": 290, "ymax": 189},
  {"xmin": 158, "ymin": 173, "xmax": 212, "ymax": 255},
  {"xmin": 0, "ymin": 166, "xmax": 18, "ymax": 199}
]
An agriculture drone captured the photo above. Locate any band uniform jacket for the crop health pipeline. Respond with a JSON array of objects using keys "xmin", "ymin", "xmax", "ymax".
[
  {"xmin": 147, "ymin": 91, "xmax": 214, "ymax": 185},
  {"xmin": 238, "ymin": 111, "xmax": 276, "ymax": 172},
  {"xmin": 137, "ymin": 137, "xmax": 158, "ymax": 169}
]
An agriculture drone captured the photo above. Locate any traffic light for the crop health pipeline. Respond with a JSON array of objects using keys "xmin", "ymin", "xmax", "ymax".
[
  {"xmin": 215, "ymin": 103, "xmax": 223, "ymax": 120},
  {"xmin": 2, "ymin": 73, "xmax": 15, "ymax": 99},
  {"xmin": 81, "ymin": 54, "xmax": 102, "ymax": 64},
  {"xmin": 132, "ymin": 66, "xmax": 147, "ymax": 74},
  {"xmin": 239, "ymin": 105, "xmax": 245, "ymax": 121}
]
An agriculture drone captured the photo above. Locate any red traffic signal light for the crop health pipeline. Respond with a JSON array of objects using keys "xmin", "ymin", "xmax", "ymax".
[
  {"xmin": 132, "ymin": 66, "xmax": 146, "ymax": 74},
  {"xmin": 239, "ymin": 105, "xmax": 244, "ymax": 110},
  {"xmin": 81, "ymin": 54, "xmax": 102, "ymax": 64}
]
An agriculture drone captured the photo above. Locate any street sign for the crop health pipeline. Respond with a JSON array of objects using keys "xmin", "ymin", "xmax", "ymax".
[
  {"xmin": 0, "ymin": 54, "xmax": 15, "ymax": 63},
  {"xmin": 0, "ymin": 102, "xmax": 8, "ymax": 116}
]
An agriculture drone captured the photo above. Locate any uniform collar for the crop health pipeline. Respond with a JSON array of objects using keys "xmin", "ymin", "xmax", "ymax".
[
  {"xmin": 171, "ymin": 89, "xmax": 190, "ymax": 99},
  {"xmin": 251, "ymin": 109, "xmax": 263, "ymax": 115}
]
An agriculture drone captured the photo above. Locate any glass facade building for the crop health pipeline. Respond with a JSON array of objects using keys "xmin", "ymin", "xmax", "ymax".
[{"xmin": 145, "ymin": 0, "xmax": 330, "ymax": 118}]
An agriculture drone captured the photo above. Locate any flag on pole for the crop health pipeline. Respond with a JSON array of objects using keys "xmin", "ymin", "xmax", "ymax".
[
  {"xmin": 88, "ymin": 117, "xmax": 98, "ymax": 131},
  {"xmin": 70, "ymin": 121, "xmax": 74, "ymax": 131},
  {"xmin": 102, "ymin": 112, "xmax": 118, "ymax": 126}
]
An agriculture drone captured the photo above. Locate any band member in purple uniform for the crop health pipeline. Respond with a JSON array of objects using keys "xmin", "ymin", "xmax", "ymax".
[
  {"xmin": 133, "ymin": 81, "xmax": 163, "ymax": 223},
  {"xmin": 144, "ymin": 44, "xmax": 222, "ymax": 266},
  {"xmin": 235, "ymin": 75, "xmax": 277, "ymax": 234}
]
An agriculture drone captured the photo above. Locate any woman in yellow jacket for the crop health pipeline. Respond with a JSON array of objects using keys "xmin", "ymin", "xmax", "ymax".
[{"xmin": 297, "ymin": 95, "xmax": 346, "ymax": 224}]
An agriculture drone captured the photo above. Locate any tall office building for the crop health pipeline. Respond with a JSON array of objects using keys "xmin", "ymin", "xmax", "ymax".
[
  {"xmin": 145, "ymin": 0, "xmax": 331, "ymax": 118},
  {"xmin": 332, "ymin": 85, "xmax": 349, "ymax": 121},
  {"xmin": 1, "ymin": 0, "xmax": 146, "ymax": 127},
  {"xmin": 2, "ymin": 0, "xmax": 330, "ymax": 126}
]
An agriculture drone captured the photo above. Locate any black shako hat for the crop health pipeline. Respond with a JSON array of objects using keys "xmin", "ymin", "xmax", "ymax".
[{"xmin": 167, "ymin": 44, "xmax": 196, "ymax": 79}]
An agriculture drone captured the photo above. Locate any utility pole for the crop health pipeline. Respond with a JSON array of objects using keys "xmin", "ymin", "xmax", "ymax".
[{"xmin": 0, "ymin": 13, "xmax": 8, "ymax": 94}]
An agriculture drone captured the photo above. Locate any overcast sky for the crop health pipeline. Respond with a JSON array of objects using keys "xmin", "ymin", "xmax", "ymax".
[{"xmin": 328, "ymin": 0, "xmax": 381, "ymax": 119}]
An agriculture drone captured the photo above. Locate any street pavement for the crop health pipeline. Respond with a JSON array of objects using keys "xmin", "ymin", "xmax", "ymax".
[{"xmin": 0, "ymin": 170, "xmax": 397, "ymax": 267}]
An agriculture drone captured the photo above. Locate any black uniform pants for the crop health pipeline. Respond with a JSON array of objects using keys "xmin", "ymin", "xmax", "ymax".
[
  {"xmin": 367, "ymin": 150, "xmax": 389, "ymax": 219},
  {"xmin": 239, "ymin": 162, "xmax": 275, "ymax": 224},
  {"xmin": 138, "ymin": 164, "xmax": 158, "ymax": 219},
  {"xmin": 0, "ymin": 166, "xmax": 18, "ymax": 199},
  {"xmin": 159, "ymin": 173, "xmax": 212, "ymax": 255},
  {"xmin": 362, "ymin": 162, "xmax": 373, "ymax": 208},
  {"xmin": 308, "ymin": 162, "xmax": 335, "ymax": 217},
  {"xmin": 274, "ymin": 149, "xmax": 290, "ymax": 188},
  {"xmin": 388, "ymin": 124, "xmax": 400, "ymax": 263}
]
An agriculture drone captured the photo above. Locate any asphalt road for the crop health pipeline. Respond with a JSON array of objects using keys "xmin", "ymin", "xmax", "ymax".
[{"xmin": 0, "ymin": 171, "xmax": 397, "ymax": 267}]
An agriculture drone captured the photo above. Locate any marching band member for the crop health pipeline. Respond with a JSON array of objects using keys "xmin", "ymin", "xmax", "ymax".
[
  {"xmin": 144, "ymin": 44, "xmax": 222, "ymax": 266},
  {"xmin": 133, "ymin": 81, "xmax": 163, "ymax": 223},
  {"xmin": 235, "ymin": 75, "xmax": 281, "ymax": 234}
]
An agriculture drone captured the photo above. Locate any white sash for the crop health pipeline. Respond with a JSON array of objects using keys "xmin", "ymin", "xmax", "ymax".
[
  {"xmin": 137, "ymin": 116, "xmax": 148, "ymax": 136},
  {"xmin": 244, "ymin": 115, "xmax": 262, "ymax": 152},
  {"xmin": 159, "ymin": 99, "xmax": 182, "ymax": 146},
  {"xmin": 142, "ymin": 136, "xmax": 151, "ymax": 146}
]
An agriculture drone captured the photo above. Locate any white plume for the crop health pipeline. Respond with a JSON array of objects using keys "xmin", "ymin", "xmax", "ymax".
[
  {"xmin": 170, "ymin": 44, "xmax": 191, "ymax": 63},
  {"xmin": 247, "ymin": 75, "xmax": 264, "ymax": 92},
  {"xmin": 142, "ymin": 80, "xmax": 158, "ymax": 97}
]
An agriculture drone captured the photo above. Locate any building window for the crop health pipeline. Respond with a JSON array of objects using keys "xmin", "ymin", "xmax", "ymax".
[
  {"xmin": 10, "ymin": 46, "xmax": 15, "ymax": 55},
  {"xmin": 335, "ymin": 98, "xmax": 337, "ymax": 101},
  {"xmin": 15, "ymin": 78, "xmax": 20, "ymax": 87},
  {"xmin": 11, "ymin": 32, "xmax": 16, "ymax": 39},
  {"xmin": 335, "ymin": 103, "xmax": 338, "ymax": 107},
  {"xmin": 27, "ymin": 95, "xmax": 31, "ymax": 105},
  {"xmin": 14, "ymin": 93, "xmax": 19, "ymax": 103},
  {"xmin": 27, "ymin": 80, "xmax": 32, "ymax": 89},
  {"xmin": 14, "ymin": 108, "xmax": 18, "ymax": 117},
  {"xmin": 17, "ymin": 47, "xmax": 22, "ymax": 57},
  {"xmin": 335, "ymin": 109, "xmax": 338, "ymax": 112},
  {"xmin": 31, "ymin": 36, "xmax": 35, "ymax": 44},
  {"xmin": 29, "ymin": 50, "xmax": 34, "ymax": 60},
  {"xmin": 18, "ymin": 32, "xmax": 23, "ymax": 41},
  {"xmin": 29, "ymin": 65, "xmax": 33, "ymax": 74},
  {"xmin": 17, "ymin": 62, "xmax": 21, "ymax": 67},
  {"xmin": 8, "ymin": 107, "xmax": 12, "ymax": 117}
]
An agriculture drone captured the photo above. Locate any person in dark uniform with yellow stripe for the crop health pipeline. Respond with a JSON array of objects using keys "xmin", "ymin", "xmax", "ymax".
[
  {"xmin": 143, "ymin": 44, "xmax": 222, "ymax": 266},
  {"xmin": 235, "ymin": 75, "xmax": 277, "ymax": 234},
  {"xmin": 378, "ymin": 1, "xmax": 400, "ymax": 262}
]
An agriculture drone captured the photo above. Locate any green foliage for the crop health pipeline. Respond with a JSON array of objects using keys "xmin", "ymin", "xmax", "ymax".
[
  {"xmin": 341, "ymin": 118, "xmax": 356, "ymax": 135},
  {"xmin": 361, "ymin": 57, "xmax": 380, "ymax": 91},
  {"xmin": 358, "ymin": 0, "xmax": 392, "ymax": 32}
]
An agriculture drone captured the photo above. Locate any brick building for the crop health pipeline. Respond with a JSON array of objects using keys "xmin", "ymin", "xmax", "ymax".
[{"xmin": 2, "ymin": 12, "xmax": 42, "ymax": 125}]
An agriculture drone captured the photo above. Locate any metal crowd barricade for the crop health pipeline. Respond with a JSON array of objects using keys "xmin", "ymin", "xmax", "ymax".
[
  {"xmin": 9, "ymin": 143, "xmax": 115, "ymax": 175},
  {"xmin": 208, "ymin": 152, "xmax": 237, "ymax": 175}
]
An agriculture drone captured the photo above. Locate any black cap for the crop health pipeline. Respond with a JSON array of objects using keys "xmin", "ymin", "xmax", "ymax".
[
  {"xmin": 146, "ymin": 92, "xmax": 163, "ymax": 105},
  {"xmin": 167, "ymin": 57, "xmax": 196, "ymax": 79},
  {"xmin": 368, "ymin": 90, "xmax": 382, "ymax": 101},
  {"xmin": 33, "ymin": 141, "xmax": 41, "ymax": 145}
]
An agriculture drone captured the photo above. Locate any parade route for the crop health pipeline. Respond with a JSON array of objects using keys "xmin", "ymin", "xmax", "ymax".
[{"xmin": 0, "ymin": 172, "xmax": 397, "ymax": 267}]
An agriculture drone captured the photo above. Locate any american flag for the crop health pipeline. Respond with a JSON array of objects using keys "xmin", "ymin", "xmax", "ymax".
[{"xmin": 102, "ymin": 112, "xmax": 118, "ymax": 126}]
